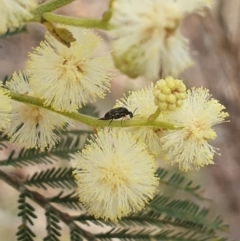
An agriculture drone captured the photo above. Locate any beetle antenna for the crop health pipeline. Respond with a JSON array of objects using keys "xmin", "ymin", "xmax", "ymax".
[
  {"xmin": 133, "ymin": 108, "xmax": 137, "ymax": 115},
  {"xmin": 132, "ymin": 108, "xmax": 140, "ymax": 118}
]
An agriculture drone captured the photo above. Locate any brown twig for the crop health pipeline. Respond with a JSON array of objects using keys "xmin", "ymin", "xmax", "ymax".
[{"xmin": 0, "ymin": 169, "xmax": 96, "ymax": 241}]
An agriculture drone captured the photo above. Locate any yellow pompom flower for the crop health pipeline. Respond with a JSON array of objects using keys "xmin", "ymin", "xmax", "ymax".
[
  {"xmin": 115, "ymin": 84, "xmax": 164, "ymax": 157},
  {"xmin": 153, "ymin": 76, "xmax": 187, "ymax": 111},
  {"xmin": 27, "ymin": 27, "xmax": 115, "ymax": 111},
  {"xmin": 73, "ymin": 129, "xmax": 158, "ymax": 221},
  {"xmin": 0, "ymin": 0, "xmax": 37, "ymax": 34},
  {"xmin": 0, "ymin": 83, "xmax": 12, "ymax": 130},
  {"xmin": 109, "ymin": 0, "xmax": 211, "ymax": 79},
  {"xmin": 160, "ymin": 87, "xmax": 229, "ymax": 171},
  {"xmin": 4, "ymin": 72, "xmax": 72, "ymax": 150}
]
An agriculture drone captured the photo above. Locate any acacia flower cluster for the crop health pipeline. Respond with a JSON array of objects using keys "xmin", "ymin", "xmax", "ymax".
[
  {"xmin": 4, "ymin": 72, "xmax": 72, "ymax": 150},
  {"xmin": 27, "ymin": 27, "xmax": 115, "ymax": 112},
  {"xmin": 0, "ymin": 0, "xmax": 37, "ymax": 34},
  {"xmin": 0, "ymin": 0, "xmax": 229, "ymax": 224},
  {"xmin": 1, "ymin": 26, "xmax": 115, "ymax": 149},
  {"xmin": 109, "ymin": 0, "xmax": 212, "ymax": 79},
  {"xmin": 113, "ymin": 76, "xmax": 228, "ymax": 171},
  {"xmin": 160, "ymin": 87, "xmax": 229, "ymax": 171},
  {"xmin": 73, "ymin": 129, "xmax": 159, "ymax": 221},
  {"xmin": 72, "ymin": 75, "xmax": 228, "ymax": 220}
]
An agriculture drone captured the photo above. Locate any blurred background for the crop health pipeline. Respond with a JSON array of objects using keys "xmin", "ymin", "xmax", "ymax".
[{"xmin": 0, "ymin": 0, "xmax": 240, "ymax": 240}]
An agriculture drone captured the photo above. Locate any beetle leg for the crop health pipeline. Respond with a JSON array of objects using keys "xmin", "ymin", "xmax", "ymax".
[{"xmin": 108, "ymin": 118, "xmax": 114, "ymax": 126}]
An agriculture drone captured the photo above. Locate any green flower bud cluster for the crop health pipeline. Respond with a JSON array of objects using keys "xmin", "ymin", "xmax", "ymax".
[
  {"xmin": 153, "ymin": 76, "xmax": 187, "ymax": 111},
  {"xmin": 113, "ymin": 45, "xmax": 141, "ymax": 79}
]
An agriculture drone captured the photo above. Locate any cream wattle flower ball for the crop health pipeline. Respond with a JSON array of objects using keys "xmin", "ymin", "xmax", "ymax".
[
  {"xmin": 0, "ymin": 0, "xmax": 37, "ymax": 34},
  {"xmin": 109, "ymin": 0, "xmax": 212, "ymax": 79},
  {"xmin": 73, "ymin": 129, "xmax": 159, "ymax": 221}
]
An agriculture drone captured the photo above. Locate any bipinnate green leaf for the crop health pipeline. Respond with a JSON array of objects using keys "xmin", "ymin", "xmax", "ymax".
[
  {"xmin": 24, "ymin": 167, "xmax": 77, "ymax": 190},
  {"xmin": 49, "ymin": 191, "xmax": 83, "ymax": 210},
  {"xmin": 16, "ymin": 190, "xmax": 37, "ymax": 241},
  {"xmin": 44, "ymin": 207, "xmax": 62, "ymax": 241}
]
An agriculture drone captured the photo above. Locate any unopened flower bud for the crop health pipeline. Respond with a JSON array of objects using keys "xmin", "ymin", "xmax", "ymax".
[
  {"xmin": 113, "ymin": 45, "xmax": 141, "ymax": 79},
  {"xmin": 153, "ymin": 76, "xmax": 187, "ymax": 111}
]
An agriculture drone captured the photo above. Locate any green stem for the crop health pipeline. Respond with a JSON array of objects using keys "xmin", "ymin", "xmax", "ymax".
[
  {"xmin": 102, "ymin": 0, "xmax": 115, "ymax": 22},
  {"xmin": 32, "ymin": 0, "xmax": 76, "ymax": 22},
  {"xmin": 42, "ymin": 13, "xmax": 111, "ymax": 30},
  {"xmin": 148, "ymin": 107, "xmax": 161, "ymax": 121},
  {"xmin": 9, "ymin": 91, "xmax": 175, "ymax": 130}
]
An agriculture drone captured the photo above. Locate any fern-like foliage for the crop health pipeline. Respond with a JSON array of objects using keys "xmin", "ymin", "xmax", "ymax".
[
  {"xmin": 16, "ymin": 190, "xmax": 37, "ymax": 241},
  {"xmin": 95, "ymin": 227, "xmax": 227, "ymax": 241},
  {"xmin": 73, "ymin": 195, "xmax": 228, "ymax": 237},
  {"xmin": 0, "ymin": 132, "xmax": 8, "ymax": 150},
  {"xmin": 0, "ymin": 148, "xmax": 57, "ymax": 167},
  {"xmin": 0, "ymin": 26, "xmax": 27, "ymax": 39},
  {"xmin": 74, "ymin": 212, "xmax": 207, "ymax": 233},
  {"xmin": 74, "ymin": 214, "xmax": 114, "ymax": 228},
  {"xmin": 70, "ymin": 227, "xmax": 84, "ymax": 241},
  {"xmin": 49, "ymin": 191, "xmax": 83, "ymax": 210},
  {"xmin": 51, "ymin": 134, "xmax": 85, "ymax": 160},
  {"xmin": 2, "ymin": 75, "xmax": 10, "ymax": 85},
  {"xmin": 147, "ymin": 194, "xmax": 228, "ymax": 233},
  {"xmin": 44, "ymin": 207, "xmax": 62, "ymax": 241},
  {"xmin": 155, "ymin": 168, "xmax": 209, "ymax": 201},
  {"xmin": 24, "ymin": 167, "xmax": 77, "ymax": 190},
  {"xmin": 0, "ymin": 134, "xmax": 86, "ymax": 167}
]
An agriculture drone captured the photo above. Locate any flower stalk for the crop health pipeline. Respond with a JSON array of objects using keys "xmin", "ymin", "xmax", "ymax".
[
  {"xmin": 102, "ymin": 0, "xmax": 115, "ymax": 22},
  {"xmin": 31, "ymin": 0, "xmax": 76, "ymax": 22},
  {"xmin": 42, "ymin": 13, "xmax": 111, "ymax": 30},
  {"xmin": 148, "ymin": 107, "xmax": 161, "ymax": 121}
]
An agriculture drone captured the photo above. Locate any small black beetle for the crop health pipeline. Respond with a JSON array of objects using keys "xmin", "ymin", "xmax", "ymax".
[{"xmin": 99, "ymin": 107, "xmax": 135, "ymax": 126}]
